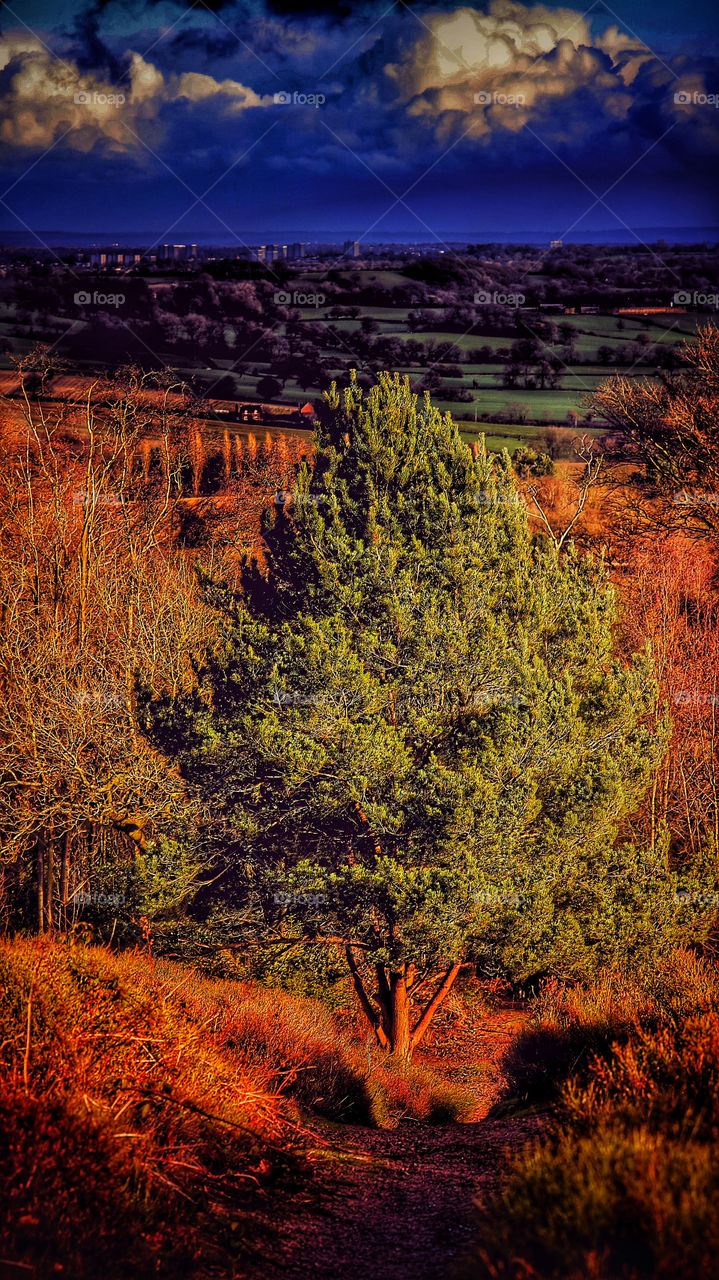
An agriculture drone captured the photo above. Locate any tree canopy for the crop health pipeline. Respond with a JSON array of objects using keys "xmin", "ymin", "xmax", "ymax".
[{"xmin": 152, "ymin": 372, "xmax": 680, "ymax": 1056}]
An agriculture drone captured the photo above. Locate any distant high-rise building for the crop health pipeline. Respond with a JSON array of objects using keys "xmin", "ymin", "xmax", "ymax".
[
  {"xmin": 287, "ymin": 242, "xmax": 306, "ymax": 260},
  {"xmin": 343, "ymin": 240, "xmax": 361, "ymax": 258},
  {"xmin": 158, "ymin": 243, "xmax": 198, "ymax": 262}
]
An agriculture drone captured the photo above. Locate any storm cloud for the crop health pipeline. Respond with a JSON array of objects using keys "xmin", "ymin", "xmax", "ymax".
[{"xmin": 0, "ymin": 1, "xmax": 716, "ymax": 237}]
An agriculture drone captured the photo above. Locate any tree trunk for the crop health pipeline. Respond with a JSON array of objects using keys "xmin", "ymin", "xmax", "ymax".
[
  {"xmin": 45, "ymin": 833, "xmax": 55, "ymax": 933},
  {"xmin": 389, "ymin": 970, "xmax": 411, "ymax": 1061},
  {"xmin": 60, "ymin": 832, "xmax": 70, "ymax": 932},
  {"xmin": 37, "ymin": 838, "xmax": 45, "ymax": 935},
  {"xmin": 347, "ymin": 953, "xmax": 463, "ymax": 1060},
  {"xmin": 410, "ymin": 963, "xmax": 461, "ymax": 1051},
  {"xmin": 346, "ymin": 946, "xmax": 389, "ymax": 1050},
  {"xmin": 375, "ymin": 963, "xmax": 392, "ymax": 1031}
]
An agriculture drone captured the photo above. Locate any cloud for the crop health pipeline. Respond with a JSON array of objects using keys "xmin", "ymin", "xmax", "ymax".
[
  {"xmin": 0, "ymin": 36, "xmax": 270, "ymax": 153},
  {"xmin": 381, "ymin": 2, "xmax": 655, "ymax": 142},
  {"xmin": 0, "ymin": 0, "xmax": 716, "ymax": 233}
]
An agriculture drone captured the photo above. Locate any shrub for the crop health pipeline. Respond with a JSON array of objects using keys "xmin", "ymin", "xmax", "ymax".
[
  {"xmin": 565, "ymin": 1011, "xmax": 719, "ymax": 1137},
  {"xmin": 501, "ymin": 950, "xmax": 719, "ymax": 1106},
  {"xmin": 468, "ymin": 1127, "xmax": 719, "ymax": 1279},
  {"xmin": 467, "ymin": 951, "xmax": 719, "ymax": 1279}
]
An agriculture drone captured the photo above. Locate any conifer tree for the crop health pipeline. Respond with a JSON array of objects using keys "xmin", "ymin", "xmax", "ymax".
[{"xmin": 154, "ymin": 373, "xmax": 669, "ymax": 1057}]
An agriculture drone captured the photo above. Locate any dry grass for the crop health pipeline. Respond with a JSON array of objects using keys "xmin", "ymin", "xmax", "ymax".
[
  {"xmin": 0, "ymin": 938, "xmax": 299, "ymax": 1278},
  {"xmin": 153, "ymin": 961, "xmax": 475, "ymax": 1127},
  {"xmin": 501, "ymin": 948, "xmax": 716, "ymax": 1105},
  {"xmin": 467, "ymin": 950, "xmax": 719, "ymax": 1280},
  {"xmin": 0, "ymin": 937, "xmax": 474, "ymax": 1278}
]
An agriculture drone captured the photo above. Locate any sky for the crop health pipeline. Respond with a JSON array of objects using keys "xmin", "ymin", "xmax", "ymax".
[{"xmin": 0, "ymin": 0, "xmax": 718, "ymax": 244}]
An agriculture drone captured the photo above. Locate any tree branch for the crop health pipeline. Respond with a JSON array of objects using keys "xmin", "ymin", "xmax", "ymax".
[{"xmin": 410, "ymin": 962, "xmax": 461, "ymax": 1051}]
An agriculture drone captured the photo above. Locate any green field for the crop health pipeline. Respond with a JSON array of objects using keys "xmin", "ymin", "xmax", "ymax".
[{"xmin": 0, "ymin": 265, "xmax": 706, "ymax": 457}]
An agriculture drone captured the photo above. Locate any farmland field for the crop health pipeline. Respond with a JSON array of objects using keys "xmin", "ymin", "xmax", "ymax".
[{"xmin": 0, "ymin": 256, "xmax": 708, "ymax": 456}]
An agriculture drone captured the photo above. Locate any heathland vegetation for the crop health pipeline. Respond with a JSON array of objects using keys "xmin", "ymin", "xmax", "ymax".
[{"xmin": 1, "ymin": 321, "xmax": 719, "ymax": 1278}]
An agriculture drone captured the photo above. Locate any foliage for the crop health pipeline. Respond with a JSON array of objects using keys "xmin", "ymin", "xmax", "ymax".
[
  {"xmin": 467, "ymin": 950, "xmax": 719, "ymax": 1279},
  {"xmin": 511, "ymin": 445, "xmax": 554, "ymax": 477},
  {"xmin": 149, "ymin": 371, "xmax": 667, "ymax": 1053}
]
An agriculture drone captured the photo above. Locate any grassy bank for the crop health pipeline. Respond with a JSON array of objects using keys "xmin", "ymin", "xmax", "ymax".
[
  {"xmin": 0, "ymin": 938, "xmax": 474, "ymax": 1279},
  {"xmin": 465, "ymin": 950, "xmax": 719, "ymax": 1280}
]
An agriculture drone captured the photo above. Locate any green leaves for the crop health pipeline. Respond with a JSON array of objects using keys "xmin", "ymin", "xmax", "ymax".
[{"xmin": 157, "ymin": 372, "xmax": 667, "ymax": 982}]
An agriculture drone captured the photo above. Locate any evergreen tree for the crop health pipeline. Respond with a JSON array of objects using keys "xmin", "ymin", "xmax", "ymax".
[{"xmin": 152, "ymin": 372, "xmax": 668, "ymax": 1058}]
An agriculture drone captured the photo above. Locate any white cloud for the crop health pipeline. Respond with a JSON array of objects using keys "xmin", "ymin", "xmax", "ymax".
[
  {"xmin": 0, "ymin": 38, "xmax": 270, "ymax": 152},
  {"xmin": 385, "ymin": 1, "xmax": 652, "ymax": 140}
]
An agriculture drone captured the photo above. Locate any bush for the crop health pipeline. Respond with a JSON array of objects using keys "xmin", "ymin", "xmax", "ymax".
[
  {"xmin": 502, "ymin": 950, "xmax": 719, "ymax": 1106},
  {"xmin": 467, "ymin": 951, "xmax": 719, "ymax": 1279},
  {"xmin": 564, "ymin": 1010, "xmax": 719, "ymax": 1137},
  {"xmin": 469, "ymin": 1127, "xmax": 719, "ymax": 1279},
  {"xmin": 512, "ymin": 445, "xmax": 554, "ymax": 477},
  {"xmin": 501, "ymin": 971, "xmax": 650, "ymax": 1105}
]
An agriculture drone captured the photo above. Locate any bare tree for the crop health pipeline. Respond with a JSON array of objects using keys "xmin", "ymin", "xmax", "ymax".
[
  {"xmin": 0, "ymin": 360, "xmax": 214, "ymax": 929},
  {"xmin": 592, "ymin": 324, "xmax": 719, "ymax": 545},
  {"xmin": 526, "ymin": 436, "xmax": 604, "ymax": 551}
]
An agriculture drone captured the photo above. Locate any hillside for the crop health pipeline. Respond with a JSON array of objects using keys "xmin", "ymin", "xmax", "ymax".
[{"xmin": 0, "ymin": 938, "xmax": 516, "ymax": 1279}]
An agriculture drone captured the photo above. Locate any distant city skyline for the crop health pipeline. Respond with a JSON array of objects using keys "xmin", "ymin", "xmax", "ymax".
[{"xmin": 2, "ymin": 227, "xmax": 718, "ymax": 250}]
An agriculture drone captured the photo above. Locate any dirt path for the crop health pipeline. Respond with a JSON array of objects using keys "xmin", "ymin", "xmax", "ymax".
[{"xmin": 257, "ymin": 1003, "xmax": 541, "ymax": 1280}]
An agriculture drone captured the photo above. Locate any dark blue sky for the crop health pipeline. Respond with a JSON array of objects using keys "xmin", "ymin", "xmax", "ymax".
[{"xmin": 0, "ymin": 0, "xmax": 718, "ymax": 243}]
